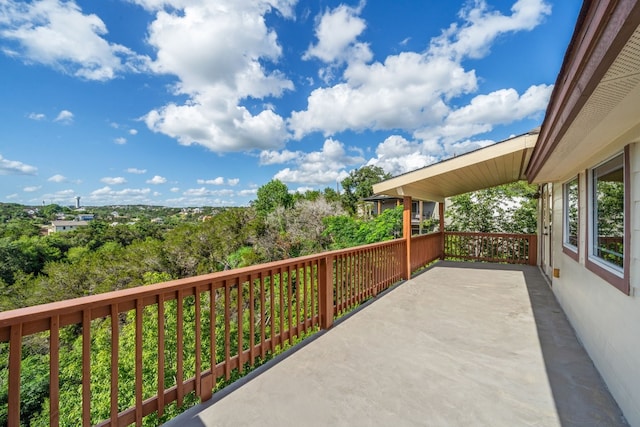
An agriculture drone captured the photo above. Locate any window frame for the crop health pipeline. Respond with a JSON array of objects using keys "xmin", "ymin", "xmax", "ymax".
[
  {"xmin": 562, "ymin": 176, "xmax": 579, "ymax": 261},
  {"xmin": 585, "ymin": 147, "xmax": 630, "ymax": 294}
]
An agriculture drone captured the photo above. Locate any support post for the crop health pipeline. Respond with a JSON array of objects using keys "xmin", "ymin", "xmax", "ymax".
[
  {"xmin": 319, "ymin": 255, "xmax": 334, "ymax": 330},
  {"xmin": 529, "ymin": 235, "xmax": 538, "ymax": 266},
  {"xmin": 418, "ymin": 201, "xmax": 423, "ymax": 235},
  {"xmin": 403, "ymin": 196, "xmax": 412, "ymax": 280},
  {"xmin": 439, "ymin": 202, "xmax": 445, "ymax": 260}
]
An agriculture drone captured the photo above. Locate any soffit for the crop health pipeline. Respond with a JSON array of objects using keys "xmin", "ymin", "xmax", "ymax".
[{"xmin": 372, "ymin": 132, "xmax": 537, "ymax": 202}]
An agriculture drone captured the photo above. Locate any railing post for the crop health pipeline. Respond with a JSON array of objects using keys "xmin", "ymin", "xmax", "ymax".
[
  {"xmin": 8, "ymin": 324, "xmax": 22, "ymax": 427},
  {"xmin": 319, "ymin": 255, "xmax": 334, "ymax": 330},
  {"xmin": 439, "ymin": 202, "xmax": 445, "ymax": 260},
  {"xmin": 529, "ymin": 234, "xmax": 538, "ymax": 266},
  {"xmin": 403, "ymin": 196, "xmax": 412, "ymax": 279}
]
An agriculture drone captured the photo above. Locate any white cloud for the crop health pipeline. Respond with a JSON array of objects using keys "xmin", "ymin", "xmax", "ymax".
[
  {"xmin": 88, "ymin": 186, "xmax": 153, "ymax": 204},
  {"xmin": 40, "ymin": 189, "xmax": 76, "ymax": 204},
  {"xmin": 366, "ymin": 135, "xmax": 438, "ymax": 176},
  {"xmin": 0, "ymin": 0, "xmax": 149, "ymax": 80},
  {"xmin": 366, "ymin": 134, "xmax": 502, "ymax": 178},
  {"xmin": 430, "ymin": 0, "xmax": 551, "ymax": 61},
  {"xmin": 48, "ymin": 174, "xmax": 67, "ymax": 182},
  {"xmin": 114, "ymin": 137, "xmax": 127, "ymax": 145},
  {"xmin": 144, "ymin": 90, "xmax": 289, "ymax": 153},
  {"xmin": 101, "ymin": 176, "xmax": 127, "ymax": 185},
  {"xmin": 142, "ymin": 1, "xmax": 295, "ymax": 152},
  {"xmin": 129, "ymin": 129, "xmax": 138, "ymax": 135},
  {"xmin": 6, "ymin": 194, "xmax": 18, "ymax": 200},
  {"xmin": 238, "ymin": 189, "xmax": 257, "ymax": 197},
  {"xmin": 54, "ymin": 110, "xmax": 74, "ymax": 124},
  {"xmin": 196, "ymin": 177, "xmax": 241, "ymax": 186},
  {"xmin": 146, "ymin": 175, "xmax": 167, "ymax": 184},
  {"xmin": 170, "ymin": 187, "xmax": 180, "ymax": 192},
  {"xmin": 293, "ymin": 186, "xmax": 314, "ymax": 194},
  {"xmin": 28, "ymin": 112, "xmax": 45, "ymax": 120},
  {"xmin": 289, "ymin": 53, "xmax": 473, "ymax": 138},
  {"xmin": 91, "ymin": 186, "xmax": 150, "ymax": 196},
  {"xmin": 259, "ymin": 149, "xmax": 301, "ymax": 165},
  {"xmin": 23, "ymin": 185, "xmax": 41, "ymax": 192},
  {"xmin": 416, "ymin": 84, "xmax": 552, "ymax": 143},
  {"xmin": 289, "ymin": 0, "xmax": 551, "ymax": 147},
  {"xmin": 183, "ymin": 187, "xmax": 234, "ymax": 197},
  {"xmin": 126, "ymin": 167, "xmax": 147, "ymax": 174},
  {"xmin": 197, "ymin": 177, "xmax": 225, "ymax": 185},
  {"xmin": 303, "ymin": 2, "xmax": 372, "ymax": 73},
  {"xmin": 273, "ymin": 138, "xmax": 363, "ymax": 186},
  {"xmin": 0, "ymin": 154, "xmax": 37, "ymax": 175}
]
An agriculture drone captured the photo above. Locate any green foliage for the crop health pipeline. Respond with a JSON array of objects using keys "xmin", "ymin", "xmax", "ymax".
[
  {"xmin": 446, "ymin": 181, "xmax": 537, "ymax": 234},
  {"xmin": 323, "ymin": 206, "xmax": 402, "ymax": 249},
  {"xmin": 255, "ymin": 196, "xmax": 344, "ymax": 260},
  {"xmin": 254, "ymin": 180, "xmax": 293, "ymax": 217},
  {"xmin": 0, "ymin": 198, "xmax": 410, "ymax": 425},
  {"xmin": 340, "ymin": 165, "xmax": 391, "ymax": 215},
  {"xmin": 162, "ymin": 208, "xmax": 258, "ymax": 276}
]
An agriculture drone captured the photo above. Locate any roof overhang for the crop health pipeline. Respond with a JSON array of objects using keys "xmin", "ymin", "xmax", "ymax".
[
  {"xmin": 526, "ymin": 0, "xmax": 640, "ymax": 183},
  {"xmin": 372, "ymin": 131, "xmax": 538, "ymax": 202}
]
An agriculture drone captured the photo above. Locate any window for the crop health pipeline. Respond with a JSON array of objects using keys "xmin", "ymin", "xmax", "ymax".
[
  {"xmin": 563, "ymin": 177, "xmax": 578, "ymax": 256},
  {"xmin": 587, "ymin": 150, "xmax": 629, "ymax": 294}
]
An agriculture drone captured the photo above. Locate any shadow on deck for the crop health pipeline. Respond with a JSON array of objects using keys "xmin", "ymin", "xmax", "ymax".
[{"xmin": 166, "ymin": 261, "xmax": 627, "ymax": 427}]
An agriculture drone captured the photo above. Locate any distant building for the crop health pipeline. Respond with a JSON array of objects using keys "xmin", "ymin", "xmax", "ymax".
[
  {"xmin": 76, "ymin": 214, "xmax": 95, "ymax": 221},
  {"xmin": 363, "ymin": 195, "xmax": 438, "ymax": 234},
  {"xmin": 75, "ymin": 196, "xmax": 81, "ymax": 209},
  {"xmin": 49, "ymin": 220, "xmax": 89, "ymax": 234}
]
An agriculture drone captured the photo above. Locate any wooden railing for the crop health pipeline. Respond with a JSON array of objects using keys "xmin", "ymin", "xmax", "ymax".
[
  {"xmin": 0, "ymin": 231, "xmax": 536, "ymax": 426},
  {"xmin": 410, "ymin": 232, "xmax": 443, "ymax": 272},
  {"xmin": 333, "ymin": 239, "xmax": 405, "ymax": 317},
  {"xmin": 444, "ymin": 232, "xmax": 537, "ymax": 265},
  {"xmin": 0, "ymin": 239, "xmax": 416, "ymax": 427}
]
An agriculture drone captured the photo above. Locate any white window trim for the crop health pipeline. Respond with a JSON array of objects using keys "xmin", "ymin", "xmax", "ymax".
[
  {"xmin": 586, "ymin": 148, "xmax": 631, "ymax": 294},
  {"xmin": 562, "ymin": 177, "xmax": 579, "ymax": 254}
]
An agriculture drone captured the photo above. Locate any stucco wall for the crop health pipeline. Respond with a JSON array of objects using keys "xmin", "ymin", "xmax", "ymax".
[{"xmin": 548, "ymin": 142, "xmax": 639, "ymax": 426}]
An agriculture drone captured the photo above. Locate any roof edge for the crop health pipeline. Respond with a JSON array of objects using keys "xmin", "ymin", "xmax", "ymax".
[{"xmin": 526, "ymin": 0, "xmax": 640, "ymax": 181}]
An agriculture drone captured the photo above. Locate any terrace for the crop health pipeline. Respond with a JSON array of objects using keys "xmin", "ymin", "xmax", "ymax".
[
  {"xmin": 169, "ymin": 261, "xmax": 626, "ymax": 427},
  {"xmin": 0, "ymin": 229, "xmax": 627, "ymax": 426}
]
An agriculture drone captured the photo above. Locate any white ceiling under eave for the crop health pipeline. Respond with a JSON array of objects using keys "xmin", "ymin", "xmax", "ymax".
[
  {"xmin": 372, "ymin": 131, "xmax": 538, "ymax": 202},
  {"xmin": 529, "ymin": 25, "xmax": 640, "ymax": 183}
]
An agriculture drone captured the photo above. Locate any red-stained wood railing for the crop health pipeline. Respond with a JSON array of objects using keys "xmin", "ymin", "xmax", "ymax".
[
  {"xmin": 410, "ymin": 232, "xmax": 443, "ymax": 273},
  {"xmin": 0, "ymin": 231, "xmax": 537, "ymax": 426},
  {"xmin": 444, "ymin": 232, "xmax": 537, "ymax": 265},
  {"xmin": 333, "ymin": 239, "xmax": 405, "ymax": 317},
  {"xmin": 0, "ymin": 239, "xmax": 415, "ymax": 427}
]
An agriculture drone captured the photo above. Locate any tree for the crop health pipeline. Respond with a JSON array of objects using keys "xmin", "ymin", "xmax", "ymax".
[
  {"xmin": 322, "ymin": 187, "xmax": 341, "ymax": 204},
  {"xmin": 340, "ymin": 165, "xmax": 391, "ymax": 215},
  {"xmin": 255, "ymin": 196, "xmax": 344, "ymax": 260},
  {"xmin": 323, "ymin": 206, "xmax": 403, "ymax": 249},
  {"xmin": 253, "ymin": 180, "xmax": 293, "ymax": 217},
  {"xmin": 446, "ymin": 181, "xmax": 537, "ymax": 233}
]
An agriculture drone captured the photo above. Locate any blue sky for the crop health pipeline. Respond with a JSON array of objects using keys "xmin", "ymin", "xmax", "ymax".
[{"xmin": 0, "ymin": 0, "xmax": 581, "ymax": 207}]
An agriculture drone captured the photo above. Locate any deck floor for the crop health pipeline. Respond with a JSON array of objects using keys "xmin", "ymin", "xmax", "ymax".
[{"xmin": 167, "ymin": 261, "xmax": 627, "ymax": 427}]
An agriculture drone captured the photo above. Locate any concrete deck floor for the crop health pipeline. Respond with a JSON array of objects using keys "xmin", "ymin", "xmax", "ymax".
[{"xmin": 167, "ymin": 261, "xmax": 627, "ymax": 427}]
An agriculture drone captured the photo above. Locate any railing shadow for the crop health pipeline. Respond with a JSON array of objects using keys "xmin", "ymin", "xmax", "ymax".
[{"xmin": 436, "ymin": 261, "xmax": 627, "ymax": 426}]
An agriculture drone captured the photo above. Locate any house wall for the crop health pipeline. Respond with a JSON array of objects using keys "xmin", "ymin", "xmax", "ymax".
[{"xmin": 548, "ymin": 142, "xmax": 639, "ymax": 426}]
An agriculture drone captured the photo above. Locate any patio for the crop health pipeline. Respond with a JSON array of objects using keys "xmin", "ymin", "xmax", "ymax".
[{"xmin": 168, "ymin": 261, "xmax": 627, "ymax": 427}]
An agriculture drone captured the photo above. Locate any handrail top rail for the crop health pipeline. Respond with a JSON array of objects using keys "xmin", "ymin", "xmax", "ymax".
[
  {"xmin": 0, "ymin": 238, "xmax": 405, "ymax": 329},
  {"xmin": 444, "ymin": 231, "xmax": 535, "ymax": 238}
]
